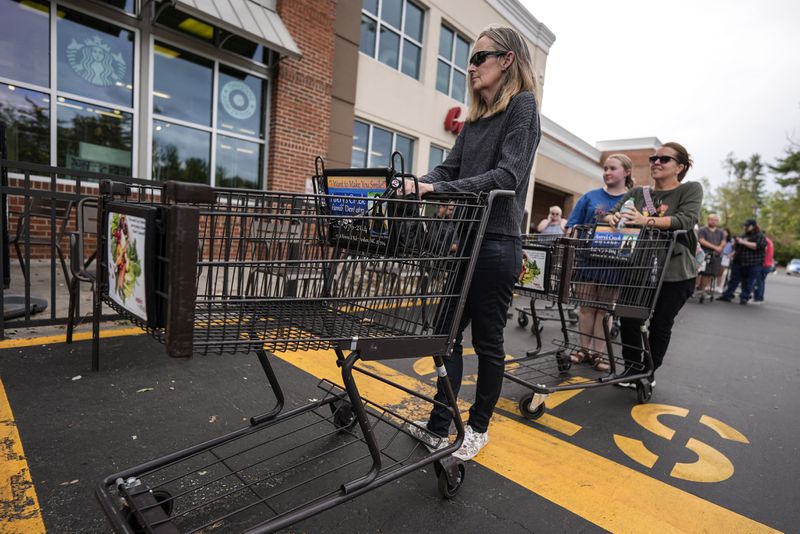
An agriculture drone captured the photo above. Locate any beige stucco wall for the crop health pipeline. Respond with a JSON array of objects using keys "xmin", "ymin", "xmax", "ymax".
[{"xmin": 354, "ymin": 0, "xmax": 549, "ymax": 176}]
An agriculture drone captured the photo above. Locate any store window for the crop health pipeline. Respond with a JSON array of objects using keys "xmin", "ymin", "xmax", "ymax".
[
  {"xmin": 97, "ymin": 0, "xmax": 135, "ymax": 14},
  {"xmin": 217, "ymin": 66, "xmax": 264, "ymax": 138},
  {"xmin": 152, "ymin": 41, "xmax": 267, "ymax": 187},
  {"xmin": 428, "ymin": 145, "xmax": 449, "ymax": 172},
  {"xmin": 351, "ymin": 119, "xmax": 414, "ymax": 171},
  {"xmin": 0, "ymin": 0, "xmax": 50, "ymax": 87},
  {"xmin": 152, "ymin": 120, "xmax": 210, "ymax": 183},
  {"xmin": 0, "ymin": 83, "xmax": 50, "ymax": 164},
  {"xmin": 360, "ymin": 0, "xmax": 424, "ymax": 79},
  {"xmin": 215, "ymin": 135, "xmax": 261, "ymax": 189},
  {"xmin": 57, "ymin": 7, "xmax": 135, "ymax": 107},
  {"xmin": 57, "ymin": 96, "xmax": 133, "ymax": 175},
  {"xmin": 153, "ymin": 42, "xmax": 213, "ymax": 125},
  {"xmin": 437, "ymin": 25, "xmax": 470, "ymax": 103}
]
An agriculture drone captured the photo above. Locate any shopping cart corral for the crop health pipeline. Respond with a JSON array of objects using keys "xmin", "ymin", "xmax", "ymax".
[
  {"xmin": 93, "ymin": 159, "xmax": 511, "ymax": 533},
  {"xmin": 506, "ymin": 224, "xmax": 681, "ymax": 419}
]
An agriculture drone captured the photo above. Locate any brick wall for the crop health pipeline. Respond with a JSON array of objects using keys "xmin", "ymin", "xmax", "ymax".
[{"xmin": 270, "ymin": 0, "xmax": 337, "ymax": 192}]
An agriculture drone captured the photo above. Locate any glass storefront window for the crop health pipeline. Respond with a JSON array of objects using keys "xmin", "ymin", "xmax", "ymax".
[
  {"xmin": 428, "ymin": 145, "xmax": 449, "ymax": 173},
  {"xmin": 360, "ymin": 0, "xmax": 424, "ymax": 80},
  {"xmin": 57, "ymin": 7, "xmax": 134, "ymax": 107},
  {"xmin": 351, "ymin": 120, "xmax": 368, "ymax": 168},
  {"xmin": 353, "ymin": 119, "xmax": 414, "ymax": 171},
  {"xmin": 360, "ymin": 14, "xmax": 376, "ymax": 58},
  {"xmin": 436, "ymin": 25, "xmax": 470, "ymax": 103},
  {"xmin": 0, "ymin": 83, "xmax": 50, "ymax": 164},
  {"xmin": 215, "ymin": 135, "xmax": 262, "ymax": 189},
  {"xmin": 98, "ymin": 0, "xmax": 135, "ymax": 14},
  {"xmin": 56, "ymin": 96, "xmax": 132, "ymax": 175},
  {"xmin": 221, "ymin": 35, "xmax": 270, "ymax": 66},
  {"xmin": 155, "ymin": 4, "xmax": 215, "ymax": 44},
  {"xmin": 217, "ymin": 66, "xmax": 264, "ymax": 139},
  {"xmin": 153, "ymin": 42, "xmax": 213, "ymax": 126},
  {"xmin": 0, "ymin": 0, "xmax": 50, "ymax": 87},
  {"xmin": 152, "ymin": 120, "xmax": 210, "ymax": 183}
]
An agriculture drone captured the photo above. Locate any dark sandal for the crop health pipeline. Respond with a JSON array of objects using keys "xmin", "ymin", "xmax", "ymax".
[
  {"xmin": 590, "ymin": 352, "xmax": 610, "ymax": 372},
  {"xmin": 569, "ymin": 350, "xmax": 590, "ymax": 364}
]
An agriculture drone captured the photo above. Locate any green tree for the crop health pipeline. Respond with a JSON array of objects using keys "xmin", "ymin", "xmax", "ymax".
[{"xmin": 763, "ymin": 140, "xmax": 800, "ymax": 264}]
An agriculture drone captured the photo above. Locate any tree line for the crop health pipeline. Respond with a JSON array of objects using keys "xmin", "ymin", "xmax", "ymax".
[{"xmin": 702, "ymin": 140, "xmax": 800, "ymax": 265}]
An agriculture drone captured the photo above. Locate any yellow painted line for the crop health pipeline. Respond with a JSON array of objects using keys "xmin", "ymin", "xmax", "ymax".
[
  {"xmin": 671, "ymin": 438, "xmax": 735, "ymax": 483},
  {"xmin": 276, "ymin": 349, "xmax": 781, "ymax": 533},
  {"xmin": 0, "ymin": 378, "xmax": 46, "ymax": 533},
  {"xmin": 495, "ymin": 397, "xmax": 581, "ymax": 437},
  {"xmin": 700, "ymin": 415, "xmax": 750, "ymax": 444},
  {"xmin": 0, "ymin": 327, "xmax": 144, "ymax": 350}
]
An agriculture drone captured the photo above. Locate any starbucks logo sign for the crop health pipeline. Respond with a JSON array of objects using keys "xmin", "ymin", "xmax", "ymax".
[
  {"xmin": 66, "ymin": 35, "xmax": 126, "ymax": 87},
  {"xmin": 220, "ymin": 81, "xmax": 257, "ymax": 120}
]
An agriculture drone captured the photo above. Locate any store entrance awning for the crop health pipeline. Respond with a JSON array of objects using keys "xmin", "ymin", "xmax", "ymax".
[{"xmin": 174, "ymin": 0, "xmax": 301, "ymax": 59}]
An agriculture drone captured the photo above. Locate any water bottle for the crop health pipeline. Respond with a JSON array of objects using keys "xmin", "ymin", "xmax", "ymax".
[{"xmin": 617, "ymin": 198, "xmax": 636, "ymax": 229}]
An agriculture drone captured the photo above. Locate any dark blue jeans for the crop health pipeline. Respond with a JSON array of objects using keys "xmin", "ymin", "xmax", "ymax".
[
  {"xmin": 723, "ymin": 264, "xmax": 760, "ymax": 302},
  {"xmin": 427, "ymin": 236, "xmax": 522, "ymax": 436},
  {"xmin": 753, "ymin": 266, "xmax": 771, "ymax": 301}
]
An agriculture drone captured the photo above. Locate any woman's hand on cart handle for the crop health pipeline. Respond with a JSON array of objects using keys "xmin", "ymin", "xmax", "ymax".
[{"xmin": 396, "ymin": 178, "xmax": 434, "ymax": 197}]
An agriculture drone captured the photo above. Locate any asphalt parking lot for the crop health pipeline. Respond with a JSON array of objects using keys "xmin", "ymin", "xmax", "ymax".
[{"xmin": 2, "ymin": 272, "xmax": 798, "ymax": 533}]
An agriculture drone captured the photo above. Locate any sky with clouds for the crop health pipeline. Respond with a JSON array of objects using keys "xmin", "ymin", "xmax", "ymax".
[{"xmin": 519, "ymin": 0, "xmax": 800, "ymax": 190}]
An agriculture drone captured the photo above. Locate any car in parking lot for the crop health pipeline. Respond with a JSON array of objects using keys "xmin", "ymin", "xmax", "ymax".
[{"xmin": 787, "ymin": 258, "xmax": 800, "ymax": 276}]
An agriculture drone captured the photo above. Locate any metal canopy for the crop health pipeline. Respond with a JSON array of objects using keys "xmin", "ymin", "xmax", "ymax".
[{"xmin": 174, "ymin": 0, "xmax": 302, "ymax": 59}]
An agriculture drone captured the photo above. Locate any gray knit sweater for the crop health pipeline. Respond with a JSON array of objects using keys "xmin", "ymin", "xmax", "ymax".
[{"xmin": 422, "ymin": 91, "xmax": 540, "ymax": 237}]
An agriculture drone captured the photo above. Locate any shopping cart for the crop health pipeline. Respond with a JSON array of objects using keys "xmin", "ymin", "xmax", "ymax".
[
  {"xmin": 505, "ymin": 224, "xmax": 681, "ymax": 418},
  {"xmin": 513, "ymin": 233, "xmax": 573, "ymax": 357},
  {"xmin": 693, "ymin": 250, "xmax": 719, "ymax": 304},
  {"xmin": 93, "ymin": 157, "xmax": 509, "ymax": 533}
]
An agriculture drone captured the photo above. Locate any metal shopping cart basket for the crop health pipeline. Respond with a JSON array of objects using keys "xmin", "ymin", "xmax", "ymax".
[
  {"xmin": 504, "ymin": 224, "xmax": 681, "ymax": 418},
  {"xmin": 93, "ymin": 157, "xmax": 510, "ymax": 533}
]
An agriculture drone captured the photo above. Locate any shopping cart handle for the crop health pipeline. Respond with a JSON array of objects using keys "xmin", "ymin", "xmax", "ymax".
[
  {"xmin": 163, "ymin": 181, "xmax": 215, "ymax": 204},
  {"xmin": 487, "ymin": 189, "xmax": 516, "ymax": 205}
]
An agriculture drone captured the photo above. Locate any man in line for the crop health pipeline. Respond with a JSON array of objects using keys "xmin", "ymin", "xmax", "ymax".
[
  {"xmin": 696, "ymin": 214, "xmax": 725, "ymax": 297},
  {"xmin": 752, "ymin": 233, "xmax": 774, "ymax": 305},
  {"xmin": 720, "ymin": 219, "xmax": 767, "ymax": 305}
]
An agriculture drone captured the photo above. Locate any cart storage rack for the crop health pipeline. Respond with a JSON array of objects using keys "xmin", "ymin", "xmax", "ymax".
[
  {"xmin": 94, "ymin": 166, "xmax": 510, "ymax": 533},
  {"xmin": 506, "ymin": 225, "xmax": 681, "ymax": 418}
]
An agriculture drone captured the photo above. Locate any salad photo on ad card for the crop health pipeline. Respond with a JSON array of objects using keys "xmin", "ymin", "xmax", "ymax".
[{"xmin": 107, "ymin": 211, "xmax": 147, "ymax": 321}]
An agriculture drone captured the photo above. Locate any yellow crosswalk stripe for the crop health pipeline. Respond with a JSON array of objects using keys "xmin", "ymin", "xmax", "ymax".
[{"xmin": 0, "ymin": 378, "xmax": 46, "ymax": 533}]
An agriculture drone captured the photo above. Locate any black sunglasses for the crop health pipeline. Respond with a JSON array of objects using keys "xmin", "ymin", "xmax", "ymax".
[
  {"xmin": 649, "ymin": 155, "xmax": 678, "ymax": 165},
  {"xmin": 469, "ymin": 50, "xmax": 508, "ymax": 66}
]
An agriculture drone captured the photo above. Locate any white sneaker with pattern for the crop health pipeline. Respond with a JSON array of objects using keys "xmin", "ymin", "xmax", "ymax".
[
  {"xmin": 452, "ymin": 426, "xmax": 489, "ymax": 461},
  {"xmin": 406, "ymin": 420, "xmax": 449, "ymax": 452}
]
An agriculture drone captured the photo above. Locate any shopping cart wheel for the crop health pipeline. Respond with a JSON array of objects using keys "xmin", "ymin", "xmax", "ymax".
[
  {"xmin": 123, "ymin": 490, "xmax": 174, "ymax": 533},
  {"xmin": 568, "ymin": 310, "xmax": 579, "ymax": 325},
  {"xmin": 330, "ymin": 400, "xmax": 357, "ymax": 431},
  {"xmin": 518, "ymin": 393, "xmax": 546, "ymax": 420},
  {"xmin": 517, "ymin": 312, "xmax": 529, "ymax": 328},
  {"xmin": 699, "ymin": 294, "xmax": 705, "ymax": 304},
  {"xmin": 556, "ymin": 355, "xmax": 572, "ymax": 373},
  {"xmin": 636, "ymin": 381, "xmax": 653, "ymax": 404},
  {"xmin": 434, "ymin": 457, "xmax": 465, "ymax": 499},
  {"xmin": 610, "ymin": 325, "xmax": 620, "ymax": 340}
]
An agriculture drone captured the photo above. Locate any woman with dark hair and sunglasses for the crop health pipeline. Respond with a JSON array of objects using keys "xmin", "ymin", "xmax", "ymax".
[
  {"xmin": 605, "ymin": 142, "xmax": 703, "ymax": 388},
  {"xmin": 400, "ymin": 25, "xmax": 540, "ymax": 461}
]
